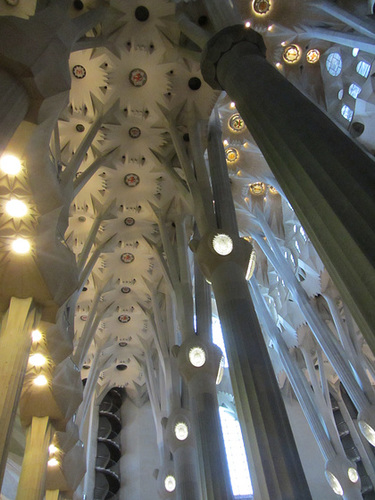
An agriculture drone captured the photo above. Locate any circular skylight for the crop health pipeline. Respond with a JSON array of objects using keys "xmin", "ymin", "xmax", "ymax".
[{"xmin": 326, "ymin": 53, "xmax": 342, "ymax": 76}]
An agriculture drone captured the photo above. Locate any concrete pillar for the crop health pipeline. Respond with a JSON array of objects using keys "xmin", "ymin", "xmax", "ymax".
[
  {"xmin": 201, "ymin": 25, "xmax": 375, "ymax": 355},
  {"xmin": 16, "ymin": 416, "xmax": 53, "ymax": 500},
  {"xmin": 193, "ymin": 231, "xmax": 312, "ymax": 500},
  {"xmin": 0, "ymin": 69, "xmax": 29, "ymax": 155},
  {"xmin": 177, "ymin": 338, "xmax": 233, "ymax": 500},
  {"xmin": 0, "ymin": 297, "xmax": 38, "ymax": 487},
  {"xmin": 166, "ymin": 409, "xmax": 202, "ymax": 500}
]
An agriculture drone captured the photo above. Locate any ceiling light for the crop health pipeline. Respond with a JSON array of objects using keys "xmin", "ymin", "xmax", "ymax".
[
  {"xmin": 174, "ymin": 422, "xmax": 188, "ymax": 441},
  {"xmin": 31, "ymin": 330, "xmax": 42, "ymax": 343},
  {"xmin": 189, "ymin": 346, "xmax": 206, "ymax": 367},
  {"xmin": 29, "ymin": 353, "xmax": 46, "ymax": 367},
  {"xmin": 164, "ymin": 475, "xmax": 176, "ymax": 492},
  {"xmin": 47, "ymin": 458, "xmax": 59, "ymax": 467},
  {"xmin": 212, "ymin": 234, "xmax": 233, "ymax": 256},
  {"xmin": 216, "ymin": 356, "xmax": 225, "ymax": 385},
  {"xmin": 49, "ymin": 444, "xmax": 59, "ymax": 455},
  {"xmin": 230, "ymin": 102, "xmax": 236, "ymax": 109},
  {"xmin": 245, "ymin": 21, "xmax": 251, "ymax": 28},
  {"xmin": 348, "ymin": 467, "xmax": 359, "ymax": 483},
  {"xmin": 34, "ymin": 374, "xmax": 48, "ymax": 386},
  {"xmin": 0, "ymin": 154, "xmax": 22, "ymax": 175},
  {"xmin": 12, "ymin": 238, "xmax": 31, "ymax": 254},
  {"xmin": 6, "ymin": 199, "xmax": 27, "ymax": 217},
  {"xmin": 246, "ymin": 249, "xmax": 257, "ymax": 280}
]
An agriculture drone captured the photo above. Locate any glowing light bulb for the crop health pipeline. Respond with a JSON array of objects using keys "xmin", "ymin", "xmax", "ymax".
[
  {"xmin": 34, "ymin": 374, "xmax": 48, "ymax": 386},
  {"xmin": 32, "ymin": 330, "xmax": 42, "ymax": 343},
  {"xmin": 164, "ymin": 475, "xmax": 176, "ymax": 492},
  {"xmin": 348, "ymin": 467, "xmax": 359, "ymax": 483},
  {"xmin": 212, "ymin": 234, "xmax": 233, "ymax": 256},
  {"xmin": 189, "ymin": 346, "xmax": 206, "ymax": 367},
  {"xmin": 325, "ymin": 471, "xmax": 343, "ymax": 496},
  {"xmin": 359, "ymin": 420, "xmax": 375, "ymax": 446},
  {"xmin": 12, "ymin": 238, "xmax": 31, "ymax": 254},
  {"xmin": 6, "ymin": 199, "xmax": 27, "ymax": 217},
  {"xmin": 29, "ymin": 353, "xmax": 46, "ymax": 367},
  {"xmin": 174, "ymin": 422, "xmax": 188, "ymax": 441},
  {"xmin": 223, "ymin": 139, "xmax": 228, "ymax": 146},
  {"xmin": 245, "ymin": 21, "xmax": 251, "ymax": 28},
  {"xmin": 48, "ymin": 458, "xmax": 59, "ymax": 467},
  {"xmin": 49, "ymin": 444, "xmax": 58, "ymax": 455},
  {"xmin": 230, "ymin": 102, "xmax": 236, "ymax": 109},
  {"xmin": 267, "ymin": 24, "xmax": 274, "ymax": 31},
  {"xmin": 0, "ymin": 154, "xmax": 22, "ymax": 175}
]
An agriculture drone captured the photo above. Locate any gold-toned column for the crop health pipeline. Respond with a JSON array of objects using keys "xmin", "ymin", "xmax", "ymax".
[
  {"xmin": 0, "ymin": 297, "xmax": 37, "ymax": 486},
  {"xmin": 16, "ymin": 416, "xmax": 53, "ymax": 500},
  {"xmin": 45, "ymin": 491, "xmax": 60, "ymax": 500}
]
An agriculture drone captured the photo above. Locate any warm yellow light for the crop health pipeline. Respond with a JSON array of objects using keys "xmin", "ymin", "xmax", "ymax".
[
  {"xmin": 230, "ymin": 102, "xmax": 236, "ymax": 109},
  {"xmin": 223, "ymin": 140, "xmax": 228, "ymax": 146},
  {"xmin": 6, "ymin": 199, "xmax": 28, "ymax": 217},
  {"xmin": 29, "ymin": 353, "xmax": 46, "ymax": 367},
  {"xmin": 12, "ymin": 238, "xmax": 31, "ymax": 254},
  {"xmin": 49, "ymin": 444, "xmax": 59, "ymax": 455},
  {"xmin": 34, "ymin": 374, "xmax": 48, "ymax": 386},
  {"xmin": 31, "ymin": 330, "xmax": 42, "ymax": 342},
  {"xmin": 276, "ymin": 62, "xmax": 283, "ymax": 69},
  {"xmin": 245, "ymin": 21, "xmax": 251, "ymax": 28},
  {"xmin": 267, "ymin": 24, "xmax": 274, "ymax": 31},
  {"xmin": 48, "ymin": 458, "xmax": 59, "ymax": 467},
  {"xmin": 0, "ymin": 154, "xmax": 22, "ymax": 175}
]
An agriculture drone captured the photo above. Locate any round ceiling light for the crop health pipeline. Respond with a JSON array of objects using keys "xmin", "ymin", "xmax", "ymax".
[
  {"xmin": 189, "ymin": 346, "xmax": 206, "ymax": 367},
  {"xmin": 359, "ymin": 419, "xmax": 375, "ymax": 446},
  {"xmin": 174, "ymin": 421, "xmax": 189, "ymax": 441},
  {"xmin": 0, "ymin": 154, "xmax": 22, "ymax": 175},
  {"xmin": 253, "ymin": 0, "xmax": 271, "ymax": 15},
  {"xmin": 47, "ymin": 458, "xmax": 59, "ymax": 467},
  {"xmin": 164, "ymin": 475, "xmax": 176, "ymax": 492},
  {"xmin": 32, "ymin": 330, "xmax": 42, "ymax": 343},
  {"xmin": 283, "ymin": 45, "xmax": 302, "ymax": 64},
  {"xmin": 212, "ymin": 233, "xmax": 233, "ymax": 256},
  {"xmin": 6, "ymin": 199, "xmax": 27, "ymax": 217},
  {"xmin": 12, "ymin": 238, "xmax": 31, "ymax": 254},
  {"xmin": 306, "ymin": 49, "xmax": 320, "ymax": 64},
  {"xmin": 225, "ymin": 147, "xmax": 239, "ymax": 163}
]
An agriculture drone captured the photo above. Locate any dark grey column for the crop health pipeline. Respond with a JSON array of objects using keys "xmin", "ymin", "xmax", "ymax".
[{"xmin": 201, "ymin": 25, "xmax": 375, "ymax": 355}]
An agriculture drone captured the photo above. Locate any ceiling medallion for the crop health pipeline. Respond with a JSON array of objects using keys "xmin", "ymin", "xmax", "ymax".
[
  {"xmin": 229, "ymin": 113, "xmax": 246, "ymax": 132},
  {"xmin": 225, "ymin": 147, "xmax": 239, "ymax": 163},
  {"xmin": 129, "ymin": 68, "xmax": 148, "ymax": 87},
  {"xmin": 249, "ymin": 182, "xmax": 266, "ymax": 196},
  {"xmin": 306, "ymin": 49, "xmax": 320, "ymax": 64},
  {"xmin": 129, "ymin": 127, "xmax": 141, "ymax": 139},
  {"xmin": 283, "ymin": 45, "xmax": 302, "ymax": 64},
  {"xmin": 118, "ymin": 314, "xmax": 131, "ymax": 324},
  {"xmin": 124, "ymin": 217, "xmax": 135, "ymax": 226},
  {"xmin": 121, "ymin": 252, "xmax": 135, "ymax": 263},
  {"xmin": 124, "ymin": 173, "xmax": 140, "ymax": 187},
  {"xmin": 121, "ymin": 286, "xmax": 131, "ymax": 294},
  {"xmin": 72, "ymin": 64, "xmax": 86, "ymax": 79},
  {"xmin": 253, "ymin": 0, "xmax": 271, "ymax": 15}
]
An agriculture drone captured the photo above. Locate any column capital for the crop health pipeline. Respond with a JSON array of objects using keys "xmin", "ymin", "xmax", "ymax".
[{"xmin": 201, "ymin": 25, "xmax": 266, "ymax": 89}]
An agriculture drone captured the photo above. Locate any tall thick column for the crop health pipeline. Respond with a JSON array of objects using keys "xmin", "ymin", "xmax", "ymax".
[
  {"xmin": 201, "ymin": 26, "xmax": 375, "ymax": 354},
  {"xmin": 177, "ymin": 338, "xmax": 233, "ymax": 500},
  {"xmin": 16, "ymin": 416, "xmax": 53, "ymax": 500},
  {"xmin": 0, "ymin": 297, "xmax": 37, "ymax": 487},
  {"xmin": 166, "ymin": 409, "xmax": 202, "ymax": 500}
]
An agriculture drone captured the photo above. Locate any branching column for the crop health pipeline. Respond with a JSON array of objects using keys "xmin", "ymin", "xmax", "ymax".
[{"xmin": 201, "ymin": 25, "xmax": 375, "ymax": 354}]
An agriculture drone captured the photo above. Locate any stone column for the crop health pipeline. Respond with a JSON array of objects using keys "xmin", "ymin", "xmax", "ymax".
[
  {"xmin": 166, "ymin": 409, "xmax": 202, "ymax": 500},
  {"xmin": 177, "ymin": 338, "xmax": 233, "ymax": 500},
  {"xmin": 201, "ymin": 25, "xmax": 375, "ymax": 355},
  {"xmin": 0, "ymin": 69, "xmax": 29, "ymax": 155},
  {"xmin": 193, "ymin": 233, "xmax": 312, "ymax": 500},
  {"xmin": 0, "ymin": 297, "xmax": 38, "ymax": 487},
  {"xmin": 16, "ymin": 416, "xmax": 53, "ymax": 500}
]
